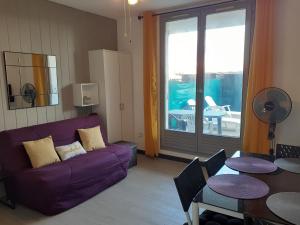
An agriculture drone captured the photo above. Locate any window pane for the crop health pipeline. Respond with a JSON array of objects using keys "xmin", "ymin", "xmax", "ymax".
[
  {"xmin": 165, "ymin": 17, "xmax": 198, "ymax": 133},
  {"xmin": 203, "ymin": 9, "xmax": 246, "ymax": 138}
]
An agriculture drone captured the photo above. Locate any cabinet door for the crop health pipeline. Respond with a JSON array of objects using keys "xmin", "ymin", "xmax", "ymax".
[
  {"xmin": 103, "ymin": 51, "xmax": 122, "ymax": 143},
  {"xmin": 119, "ymin": 53, "xmax": 134, "ymax": 142}
]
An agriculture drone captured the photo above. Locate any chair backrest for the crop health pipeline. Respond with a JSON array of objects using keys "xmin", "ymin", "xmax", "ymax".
[
  {"xmin": 205, "ymin": 149, "xmax": 227, "ymax": 177},
  {"xmin": 205, "ymin": 96, "xmax": 217, "ymax": 107},
  {"xmin": 276, "ymin": 144, "xmax": 300, "ymax": 158},
  {"xmin": 174, "ymin": 158, "xmax": 206, "ymax": 212}
]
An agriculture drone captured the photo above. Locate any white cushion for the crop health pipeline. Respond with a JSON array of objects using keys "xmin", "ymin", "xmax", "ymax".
[{"xmin": 55, "ymin": 141, "xmax": 87, "ymax": 161}]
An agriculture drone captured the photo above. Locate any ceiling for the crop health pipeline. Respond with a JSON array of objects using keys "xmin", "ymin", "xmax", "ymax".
[{"xmin": 48, "ymin": 0, "xmax": 207, "ymax": 19}]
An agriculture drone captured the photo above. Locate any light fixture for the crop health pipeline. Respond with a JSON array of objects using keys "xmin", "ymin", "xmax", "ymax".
[{"xmin": 128, "ymin": 0, "xmax": 138, "ymax": 5}]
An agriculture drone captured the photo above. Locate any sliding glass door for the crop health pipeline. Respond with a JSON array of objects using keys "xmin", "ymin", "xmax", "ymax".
[
  {"xmin": 160, "ymin": 12, "xmax": 199, "ymax": 152},
  {"xmin": 160, "ymin": 0, "xmax": 254, "ymax": 154}
]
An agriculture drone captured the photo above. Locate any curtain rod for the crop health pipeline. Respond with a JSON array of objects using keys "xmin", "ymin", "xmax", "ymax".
[{"xmin": 138, "ymin": 0, "xmax": 240, "ymax": 20}]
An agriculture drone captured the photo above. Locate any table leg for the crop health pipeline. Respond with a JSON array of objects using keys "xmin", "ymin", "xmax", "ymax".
[
  {"xmin": 217, "ymin": 117, "xmax": 222, "ymax": 135},
  {"xmin": 192, "ymin": 201, "xmax": 199, "ymax": 225},
  {"xmin": 208, "ymin": 117, "xmax": 213, "ymax": 133}
]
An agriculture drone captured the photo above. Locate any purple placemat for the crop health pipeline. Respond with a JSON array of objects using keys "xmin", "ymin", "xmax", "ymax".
[
  {"xmin": 207, "ymin": 174, "xmax": 269, "ymax": 199},
  {"xmin": 225, "ymin": 157, "xmax": 277, "ymax": 174}
]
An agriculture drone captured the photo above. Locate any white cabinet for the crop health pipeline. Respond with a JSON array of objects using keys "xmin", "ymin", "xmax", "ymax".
[
  {"xmin": 89, "ymin": 49, "xmax": 134, "ymax": 143},
  {"xmin": 73, "ymin": 83, "xmax": 99, "ymax": 107}
]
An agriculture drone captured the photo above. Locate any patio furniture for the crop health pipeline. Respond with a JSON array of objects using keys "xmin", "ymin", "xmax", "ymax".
[
  {"xmin": 203, "ymin": 110, "xmax": 226, "ymax": 135},
  {"xmin": 205, "ymin": 96, "xmax": 240, "ymax": 130},
  {"xmin": 169, "ymin": 110, "xmax": 194, "ymax": 132},
  {"xmin": 205, "ymin": 96, "xmax": 231, "ymax": 112},
  {"xmin": 168, "ymin": 113, "xmax": 188, "ymax": 131}
]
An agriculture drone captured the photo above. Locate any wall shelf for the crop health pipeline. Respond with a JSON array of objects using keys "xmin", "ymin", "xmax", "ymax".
[{"xmin": 73, "ymin": 83, "xmax": 99, "ymax": 107}]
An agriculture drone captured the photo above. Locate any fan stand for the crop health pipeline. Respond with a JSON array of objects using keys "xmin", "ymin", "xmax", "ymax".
[{"xmin": 268, "ymin": 123, "xmax": 276, "ymax": 156}]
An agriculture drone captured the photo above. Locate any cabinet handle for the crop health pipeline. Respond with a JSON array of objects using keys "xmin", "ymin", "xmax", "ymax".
[{"xmin": 120, "ymin": 103, "xmax": 125, "ymax": 111}]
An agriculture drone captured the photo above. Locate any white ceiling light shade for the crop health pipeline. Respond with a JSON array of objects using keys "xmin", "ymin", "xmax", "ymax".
[{"xmin": 128, "ymin": 0, "xmax": 138, "ymax": 5}]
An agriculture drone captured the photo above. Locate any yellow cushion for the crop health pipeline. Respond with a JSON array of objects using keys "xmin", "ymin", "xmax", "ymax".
[
  {"xmin": 23, "ymin": 136, "xmax": 61, "ymax": 168},
  {"xmin": 78, "ymin": 126, "xmax": 106, "ymax": 151}
]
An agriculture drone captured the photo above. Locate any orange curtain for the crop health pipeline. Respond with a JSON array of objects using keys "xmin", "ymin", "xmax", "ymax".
[
  {"xmin": 243, "ymin": 0, "xmax": 275, "ymax": 154},
  {"xmin": 32, "ymin": 54, "xmax": 48, "ymax": 106},
  {"xmin": 143, "ymin": 11, "xmax": 159, "ymax": 157}
]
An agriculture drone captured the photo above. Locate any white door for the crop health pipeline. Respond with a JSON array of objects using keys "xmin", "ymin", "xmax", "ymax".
[
  {"xmin": 119, "ymin": 53, "xmax": 134, "ymax": 142},
  {"xmin": 103, "ymin": 50, "xmax": 122, "ymax": 143}
]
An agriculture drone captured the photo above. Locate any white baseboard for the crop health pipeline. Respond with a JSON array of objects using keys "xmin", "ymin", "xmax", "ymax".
[{"xmin": 138, "ymin": 148, "xmax": 209, "ymax": 161}]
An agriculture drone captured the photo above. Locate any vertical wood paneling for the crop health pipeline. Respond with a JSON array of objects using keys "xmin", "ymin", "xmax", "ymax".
[
  {"xmin": 67, "ymin": 11, "xmax": 77, "ymax": 118},
  {"xmin": 29, "ymin": 0, "xmax": 47, "ymax": 125},
  {"xmin": 17, "ymin": 0, "xmax": 38, "ymax": 126},
  {"xmin": 0, "ymin": 0, "xmax": 17, "ymax": 130},
  {"xmin": 7, "ymin": 0, "xmax": 28, "ymax": 128},
  {"xmin": 0, "ymin": 0, "xmax": 117, "ymax": 131},
  {"xmin": 39, "ymin": 1, "xmax": 56, "ymax": 123},
  {"xmin": 58, "ymin": 7, "xmax": 72, "ymax": 120}
]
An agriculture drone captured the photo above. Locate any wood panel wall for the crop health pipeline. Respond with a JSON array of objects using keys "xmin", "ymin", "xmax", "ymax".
[{"xmin": 0, "ymin": 0, "xmax": 117, "ymax": 131}]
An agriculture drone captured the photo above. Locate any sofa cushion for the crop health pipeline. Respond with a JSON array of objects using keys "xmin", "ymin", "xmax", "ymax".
[
  {"xmin": 55, "ymin": 141, "xmax": 87, "ymax": 161},
  {"xmin": 78, "ymin": 126, "xmax": 106, "ymax": 151},
  {"xmin": 23, "ymin": 136, "xmax": 61, "ymax": 168}
]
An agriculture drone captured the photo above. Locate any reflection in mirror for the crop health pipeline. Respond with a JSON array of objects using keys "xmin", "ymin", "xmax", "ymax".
[
  {"xmin": 4, "ymin": 51, "xmax": 58, "ymax": 110},
  {"xmin": 47, "ymin": 56, "xmax": 56, "ymax": 68}
]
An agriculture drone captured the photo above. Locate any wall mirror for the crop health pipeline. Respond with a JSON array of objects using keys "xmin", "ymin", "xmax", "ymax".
[{"xmin": 4, "ymin": 51, "xmax": 58, "ymax": 110}]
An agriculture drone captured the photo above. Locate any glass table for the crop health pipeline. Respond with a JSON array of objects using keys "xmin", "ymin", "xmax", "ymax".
[{"xmin": 191, "ymin": 151, "xmax": 300, "ymax": 225}]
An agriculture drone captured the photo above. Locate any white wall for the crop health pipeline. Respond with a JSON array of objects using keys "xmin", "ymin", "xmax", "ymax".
[
  {"xmin": 117, "ymin": 17, "xmax": 145, "ymax": 149},
  {"xmin": 273, "ymin": 0, "xmax": 300, "ymax": 146}
]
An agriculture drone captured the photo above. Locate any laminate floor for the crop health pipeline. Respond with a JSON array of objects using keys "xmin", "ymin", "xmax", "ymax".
[{"xmin": 0, "ymin": 155, "xmax": 189, "ymax": 225}]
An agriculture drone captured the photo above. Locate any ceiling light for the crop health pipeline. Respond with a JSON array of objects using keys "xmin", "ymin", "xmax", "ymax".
[{"xmin": 128, "ymin": 0, "xmax": 138, "ymax": 5}]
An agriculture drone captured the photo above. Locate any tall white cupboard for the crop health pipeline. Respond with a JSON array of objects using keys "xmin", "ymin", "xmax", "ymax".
[{"xmin": 89, "ymin": 49, "xmax": 134, "ymax": 143}]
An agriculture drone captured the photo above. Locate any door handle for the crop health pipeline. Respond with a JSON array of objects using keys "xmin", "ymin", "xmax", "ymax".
[{"xmin": 120, "ymin": 103, "xmax": 125, "ymax": 111}]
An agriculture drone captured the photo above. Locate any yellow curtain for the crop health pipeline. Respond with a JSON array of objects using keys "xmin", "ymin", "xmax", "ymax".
[
  {"xmin": 32, "ymin": 54, "xmax": 48, "ymax": 106},
  {"xmin": 243, "ymin": 0, "xmax": 275, "ymax": 154},
  {"xmin": 143, "ymin": 11, "xmax": 159, "ymax": 157}
]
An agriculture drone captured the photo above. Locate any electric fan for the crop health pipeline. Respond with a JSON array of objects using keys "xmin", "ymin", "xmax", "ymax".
[
  {"xmin": 252, "ymin": 87, "xmax": 292, "ymax": 155},
  {"xmin": 21, "ymin": 83, "xmax": 37, "ymax": 107}
]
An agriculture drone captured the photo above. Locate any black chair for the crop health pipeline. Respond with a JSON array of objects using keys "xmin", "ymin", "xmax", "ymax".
[
  {"xmin": 204, "ymin": 149, "xmax": 227, "ymax": 178},
  {"xmin": 276, "ymin": 144, "xmax": 300, "ymax": 158},
  {"xmin": 174, "ymin": 158, "xmax": 243, "ymax": 225}
]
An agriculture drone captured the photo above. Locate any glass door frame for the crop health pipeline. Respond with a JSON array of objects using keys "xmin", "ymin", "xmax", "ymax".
[
  {"xmin": 196, "ymin": 0, "xmax": 255, "ymax": 154},
  {"xmin": 160, "ymin": 0, "xmax": 255, "ymax": 155},
  {"xmin": 160, "ymin": 9, "xmax": 200, "ymax": 153}
]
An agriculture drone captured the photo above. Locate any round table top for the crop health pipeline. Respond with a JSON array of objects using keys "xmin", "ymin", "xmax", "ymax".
[
  {"xmin": 225, "ymin": 157, "xmax": 278, "ymax": 174},
  {"xmin": 267, "ymin": 192, "xmax": 300, "ymax": 225},
  {"xmin": 274, "ymin": 158, "xmax": 300, "ymax": 174},
  {"xmin": 207, "ymin": 174, "xmax": 269, "ymax": 199}
]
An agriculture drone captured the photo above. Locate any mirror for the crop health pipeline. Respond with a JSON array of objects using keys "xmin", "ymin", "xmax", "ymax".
[{"xmin": 4, "ymin": 51, "xmax": 59, "ymax": 110}]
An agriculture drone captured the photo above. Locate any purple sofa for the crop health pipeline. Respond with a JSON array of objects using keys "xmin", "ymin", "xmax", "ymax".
[{"xmin": 0, "ymin": 114, "xmax": 131, "ymax": 215}]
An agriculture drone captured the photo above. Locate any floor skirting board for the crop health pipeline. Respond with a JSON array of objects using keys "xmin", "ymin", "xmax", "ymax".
[{"xmin": 137, "ymin": 149, "xmax": 209, "ymax": 165}]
